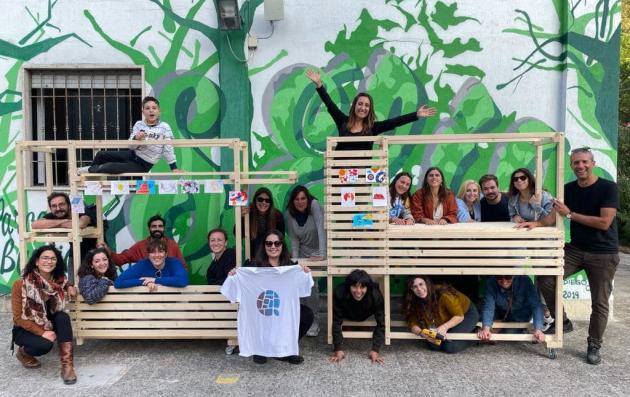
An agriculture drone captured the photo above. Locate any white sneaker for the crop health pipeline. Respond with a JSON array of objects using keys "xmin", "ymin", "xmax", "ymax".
[
  {"xmin": 306, "ymin": 322, "xmax": 320, "ymax": 337},
  {"xmin": 76, "ymin": 166, "xmax": 90, "ymax": 176},
  {"xmin": 542, "ymin": 315, "xmax": 555, "ymax": 332}
]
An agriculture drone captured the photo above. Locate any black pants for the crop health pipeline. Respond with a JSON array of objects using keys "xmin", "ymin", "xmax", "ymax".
[
  {"xmin": 427, "ymin": 304, "xmax": 479, "ymax": 354},
  {"xmin": 13, "ymin": 312, "xmax": 73, "ymax": 357},
  {"xmin": 298, "ymin": 304, "xmax": 314, "ymax": 340},
  {"xmin": 88, "ymin": 149, "xmax": 152, "ymax": 174}
]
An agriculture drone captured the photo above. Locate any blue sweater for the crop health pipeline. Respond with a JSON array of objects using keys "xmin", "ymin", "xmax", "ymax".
[
  {"xmin": 480, "ymin": 276, "xmax": 544, "ymax": 330},
  {"xmin": 114, "ymin": 257, "xmax": 189, "ymax": 288}
]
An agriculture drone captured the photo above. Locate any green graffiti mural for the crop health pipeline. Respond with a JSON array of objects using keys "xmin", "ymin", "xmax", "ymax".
[
  {"xmin": 500, "ymin": 0, "xmax": 621, "ymax": 179},
  {"xmin": 0, "ymin": 1, "xmax": 621, "ymax": 295},
  {"xmin": 0, "ymin": 0, "xmax": 91, "ymax": 293}
]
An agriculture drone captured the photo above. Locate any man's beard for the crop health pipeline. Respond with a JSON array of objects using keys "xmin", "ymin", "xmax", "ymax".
[{"xmin": 150, "ymin": 231, "xmax": 164, "ymax": 239}]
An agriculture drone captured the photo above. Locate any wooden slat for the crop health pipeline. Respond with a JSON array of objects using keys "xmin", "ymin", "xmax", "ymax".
[
  {"xmin": 78, "ymin": 294, "xmax": 232, "ymax": 302},
  {"xmin": 387, "ymin": 248, "xmax": 563, "ymax": 257},
  {"xmin": 76, "ymin": 302, "xmax": 236, "ymax": 311},
  {"xmin": 75, "ymin": 311, "xmax": 237, "ymax": 320},
  {"xmin": 388, "ymin": 258, "xmax": 561, "ymax": 265},
  {"xmin": 76, "ymin": 329, "xmax": 238, "ymax": 338},
  {"xmin": 386, "ymin": 267, "xmax": 562, "ymax": 276},
  {"xmin": 388, "ymin": 239, "xmax": 564, "ymax": 248},
  {"xmin": 329, "ymin": 240, "xmax": 387, "ymax": 248},
  {"xmin": 328, "ymin": 159, "xmax": 387, "ymax": 167},
  {"xmin": 78, "ymin": 320, "xmax": 237, "ymax": 329},
  {"xmin": 105, "ymin": 286, "xmax": 223, "ymax": 293}
]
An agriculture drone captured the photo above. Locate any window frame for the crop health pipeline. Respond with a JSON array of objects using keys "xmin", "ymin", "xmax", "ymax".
[{"xmin": 21, "ymin": 64, "xmax": 146, "ymax": 188}]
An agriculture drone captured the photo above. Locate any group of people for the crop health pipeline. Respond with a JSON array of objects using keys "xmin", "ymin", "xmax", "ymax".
[{"xmin": 11, "ymin": 74, "xmax": 619, "ymax": 384}]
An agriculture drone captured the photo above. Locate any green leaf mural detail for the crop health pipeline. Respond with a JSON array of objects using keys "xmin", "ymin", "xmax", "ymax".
[{"xmin": 431, "ymin": 1, "xmax": 480, "ymax": 30}]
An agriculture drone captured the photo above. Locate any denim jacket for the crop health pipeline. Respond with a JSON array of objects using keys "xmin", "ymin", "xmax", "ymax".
[
  {"xmin": 480, "ymin": 275, "xmax": 544, "ymax": 330},
  {"xmin": 508, "ymin": 190, "xmax": 553, "ymax": 221}
]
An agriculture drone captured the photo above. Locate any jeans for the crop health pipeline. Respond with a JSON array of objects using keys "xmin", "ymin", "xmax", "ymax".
[
  {"xmin": 537, "ymin": 244, "xmax": 619, "ymax": 348},
  {"xmin": 13, "ymin": 311, "xmax": 73, "ymax": 356}
]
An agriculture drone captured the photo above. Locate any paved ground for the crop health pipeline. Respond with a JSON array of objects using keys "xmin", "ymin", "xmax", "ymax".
[{"xmin": 1, "ymin": 256, "xmax": 629, "ymax": 397}]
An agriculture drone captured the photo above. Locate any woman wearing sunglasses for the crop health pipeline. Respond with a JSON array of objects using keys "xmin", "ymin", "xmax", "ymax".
[
  {"xmin": 114, "ymin": 239, "xmax": 188, "ymax": 291},
  {"xmin": 477, "ymin": 275, "xmax": 545, "ymax": 343},
  {"xmin": 402, "ymin": 275, "xmax": 479, "ymax": 353},
  {"xmin": 507, "ymin": 168, "xmax": 554, "ymax": 224},
  {"xmin": 238, "ymin": 229, "xmax": 314, "ymax": 365},
  {"xmin": 11, "ymin": 245, "xmax": 78, "ymax": 384},
  {"xmin": 243, "ymin": 187, "xmax": 285, "ymax": 258}
]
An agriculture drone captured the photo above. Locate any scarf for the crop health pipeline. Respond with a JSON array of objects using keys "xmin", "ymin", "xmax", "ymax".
[{"xmin": 21, "ymin": 271, "xmax": 67, "ymax": 331}]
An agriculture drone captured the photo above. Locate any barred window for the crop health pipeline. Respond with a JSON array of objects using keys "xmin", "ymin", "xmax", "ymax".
[{"xmin": 25, "ymin": 67, "xmax": 143, "ymax": 186}]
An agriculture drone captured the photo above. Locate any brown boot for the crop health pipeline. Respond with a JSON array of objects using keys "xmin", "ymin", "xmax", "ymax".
[
  {"xmin": 16, "ymin": 346, "xmax": 41, "ymax": 368},
  {"xmin": 59, "ymin": 342, "xmax": 77, "ymax": 385}
]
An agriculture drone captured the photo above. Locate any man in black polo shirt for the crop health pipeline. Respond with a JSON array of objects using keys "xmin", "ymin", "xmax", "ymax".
[
  {"xmin": 519, "ymin": 147, "xmax": 619, "ymax": 365},
  {"xmin": 479, "ymin": 174, "xmax": 510, "ymax": 222}
]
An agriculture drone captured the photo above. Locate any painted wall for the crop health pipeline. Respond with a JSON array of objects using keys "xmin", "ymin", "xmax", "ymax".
[{"xmin": 0, "ymin": 1, "xmax": 621, "ymax": 297}]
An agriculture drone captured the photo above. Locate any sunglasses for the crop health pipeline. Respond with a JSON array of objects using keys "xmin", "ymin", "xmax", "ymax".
[
  {"xmin": 512, "ymin": 175, "xmax": 528, "ymax": 182},
  {"xmin": 496, "ymin": 275, "xmax": 513, "ymax": 281},
  {"xmin": 256, "ymin": 197, "xmax": 271, "ymax": 204},
  {"xmin": 264, "ymin": 240, "xmax": 283, "ymax": 247}
]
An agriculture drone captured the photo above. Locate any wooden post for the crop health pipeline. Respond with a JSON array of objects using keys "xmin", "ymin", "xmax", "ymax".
[
  {"xmin": 15, "ymin": 143, "xmax": 28, "ymax": 271},
  {"xmin": 233, "ymin": 140, "xmax": 243, "ymax": 267},
  {"xmin": 45, "ymin": 151, "xmax": 54, "ymax": 196},
  {"xmin": 535, "ymin": 142, "xmax": 543, "ymax": 197},
  {"xmin": 240, "ymin": 141, "xmax": 251, "ymax": 260}
]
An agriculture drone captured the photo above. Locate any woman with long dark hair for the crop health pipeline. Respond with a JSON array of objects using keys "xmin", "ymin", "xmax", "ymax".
[
  {"xmin": 389, "ymin": 172, "xmax": 414, "ymax": 225},
  {"xmin": 243, "ymin": 187, "xmax": 285, "ymax": 258},
  {"xmin": 11, "ymin": 245, "xmax": 77, "ymax": 384},
  {"xmin": 242, "ymin": 229, "xmax": 314, "ymax": 365},
  {"xmin": 402, "ymin": 276, "xmax": 478, "ymax": 353},
  {"xmin": 285, "ymin": 185, "xmax": 325, "ymax": 336},
  {"xmin": 306, "ymin": 70, "xmax": 436, "ymax": 151},
  {"xmin": 507, "ymin": 168, "xmax": 554, "ymax": 224},
  {"xmin": 330, "ymin": 269, "xmax": 385, "ymax": 364},
  {"xmin": 410, "ymin": 167, "xmax": 458, "ymax": 225},
  {"xmin": 77, "ymin": 247, "xmax": 118, "ymax": 304}
]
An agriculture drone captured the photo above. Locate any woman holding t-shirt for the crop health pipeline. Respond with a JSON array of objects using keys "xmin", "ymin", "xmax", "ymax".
[
  {"xmin": 305, "ymin": 70, "xmax": 436, "ymax": 151},
  {"xmin": 242, "ymin": 229, "xmax": 314, "ymax": 365}
]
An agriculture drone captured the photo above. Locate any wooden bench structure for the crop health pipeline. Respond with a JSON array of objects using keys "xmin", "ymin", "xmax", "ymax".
[
  {"xmin": 325, "ymin": 133, "xmax": 565, "ymax": 357},
  {"xmin": 15, "ymin": 139, "xmax": 296, "ymax": 346}
]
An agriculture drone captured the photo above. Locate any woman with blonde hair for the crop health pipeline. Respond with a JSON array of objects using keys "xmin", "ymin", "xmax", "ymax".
[{"xmin": 456, "ymin": 179, "xmax": 481, "ymax": 222}]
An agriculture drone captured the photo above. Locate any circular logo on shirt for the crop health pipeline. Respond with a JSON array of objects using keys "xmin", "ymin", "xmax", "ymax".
[{"xmin": 257, "ymin": 290, "xmax": 280, "ymax": 316}]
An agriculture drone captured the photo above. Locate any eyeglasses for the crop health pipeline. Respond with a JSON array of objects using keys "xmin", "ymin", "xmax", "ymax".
[
  {"xmin": 155, "ymin": 269, "xmax": 162, "ymax": 278},
  {"xmin": 496, "ymin": 275, "xmax": 513, "ymax": 281},
  {"xmin": 512, "ymin": 175, "xmax": 528, "ymax": 182},
  {"xmin": 256, "ymin": 197, "xmax": 271, "ymax": 204},
  {"xmin": 39, "ymin": 256, "xmax": 57, "ymax": 262},
  {"xmin": 264, "ymin": 240, "xmax": 283, "ymax": 247}
]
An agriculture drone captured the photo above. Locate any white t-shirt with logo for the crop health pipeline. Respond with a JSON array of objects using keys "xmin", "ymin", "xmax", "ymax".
[{"xmin": 221, "ymin": 265, "xmax": 314, "ymax": 357}]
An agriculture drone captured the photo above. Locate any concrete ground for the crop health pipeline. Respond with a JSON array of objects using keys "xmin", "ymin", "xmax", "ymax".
[{"xmin": 1, "ymin": 256, "xmax": 629, "ymax": 397}]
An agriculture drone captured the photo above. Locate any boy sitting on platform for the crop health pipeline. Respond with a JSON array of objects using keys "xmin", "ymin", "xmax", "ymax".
[
  {"xmin": 114, "ymin": 239, "xmax": 188, "ymax": 291},
  {"xmin": 77, "ymin": 96, "xmax": 181, "ymax": 175}
]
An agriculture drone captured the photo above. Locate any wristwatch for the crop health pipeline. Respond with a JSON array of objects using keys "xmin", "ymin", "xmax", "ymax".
[{"xmin": 566, "ymin": 212, "xmax": 572, "ymax": 219}]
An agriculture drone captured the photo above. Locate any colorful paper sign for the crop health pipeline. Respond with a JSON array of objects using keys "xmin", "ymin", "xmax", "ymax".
[
  {"xmin": 366, "ymin": 168, "xmax": 387, "ymax": 183},
  {"xmin": 352, "ymin": 213, "xmax": 374, "ymax": 228},
  {"xmin": 84, "ymin": 181, "xmax": 103, "ymax": 196},
  {"xmin": 372, "ymin": 186, "xmax": 387, "ymax": 207},
  {"xmin": 181, "ymin": 180, "xmax": 200, "ymax": 194},
  {"xmin": 135, "ymin": 180, "xmax": 156, "ymax": 195},
  {"xmin": 110, "ymin": 180, "xmax": 130, "ymax": 195},
  {"xmin": 340, "ymin": 187, "xmax": 356, "ymax": 207},
  {"xmin": 69, "ymin": 194, "xmax": 85, "ymax": 213},
  {"xmin": 338, "ymin": 168, "xmax": 359, "ymax": 184},
  {"xmin": 229, "ymin": 191, "xmax": 248, "ymax": 206},
  {"xmin": 158, "ymin": 180, "xmax": 178, "ymax": 195},
  {"xmin": 204, "ymin": 179, "xmax": 224, "ymax": 193}
]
